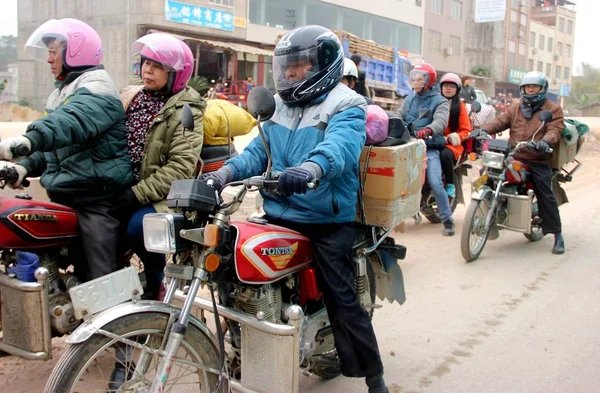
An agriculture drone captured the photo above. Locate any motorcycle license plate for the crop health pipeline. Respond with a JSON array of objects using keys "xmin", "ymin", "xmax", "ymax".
[
  {"xmin": 472, "ymin": 173, "xmax": 488, "ymax": 191},
  {"xmin": 70, "ymin": 267, "xmax": 143, "ymax": 320}
]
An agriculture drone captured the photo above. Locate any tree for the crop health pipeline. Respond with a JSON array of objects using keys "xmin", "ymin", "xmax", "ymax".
[
  {"xmin": 0, "ymin": 35, "xmax": 17, "ymax": 71},
  {"xmin": 565, "ymin": 62, "xmax": 600, "ymax": 110}
]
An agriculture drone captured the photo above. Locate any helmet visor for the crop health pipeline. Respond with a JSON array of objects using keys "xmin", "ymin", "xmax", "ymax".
[
  {"xmin": 132, "ymin": 33, "xmax": 187, "ymax": 71},
  {"xmin": 410, "ymin": 69, "xmax": 429, "ymax": 91},
  {"xmin": 25, "ymin": 19, "xmax": 69, "ymax": 62},
  {"xmin": 273, "ymin": 47, "xmax": 323, "ymax": 91}
]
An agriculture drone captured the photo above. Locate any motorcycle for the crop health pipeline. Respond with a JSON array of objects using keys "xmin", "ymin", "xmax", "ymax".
[
  {"xmin": 416, "ymin": 101, "xmax": 484, "ymax": 224},
  {"xmin": 460, "ymin": 110, "xmax": 577, "ymax": 262},
  {"xmin": 42, "ymin": 87, "xmax": 409, "ymax": 393},
  {"xmin": 0, "ymin": 144, "xmax": 235, "ymax": 362}
]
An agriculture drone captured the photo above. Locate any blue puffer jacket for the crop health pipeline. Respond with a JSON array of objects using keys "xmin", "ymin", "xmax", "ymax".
[
  {"xmin": 225, "ymin": 83, "xmax": 367, "ymax": 224},
  {"xmin": 400, "ymin": 88, "xmax": 449, "ymax": 135}
]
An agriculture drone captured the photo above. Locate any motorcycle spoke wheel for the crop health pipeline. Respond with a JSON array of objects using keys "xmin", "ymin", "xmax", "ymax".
[
  {"xmin": 44, "ymin": 313, "xmax": 225, "ymax": 393},
  {"xmin": 461, "ymin": 197, "xmax": 492, "ymax": 262}
]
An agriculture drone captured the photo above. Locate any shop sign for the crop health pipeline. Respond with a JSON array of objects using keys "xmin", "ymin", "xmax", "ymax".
[
  {"xmin": 507, "ymin": 69, "xmax": 527, "ymax": 84},
  {"xmin": 164, "ymin": 0, "xmax": 234, "ymax": 32},
  {"xmin": 475, "ymin": 0, "xmax": 507, "ymax": 23}
]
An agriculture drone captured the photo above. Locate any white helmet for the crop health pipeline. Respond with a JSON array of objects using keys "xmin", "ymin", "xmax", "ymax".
[{"xmin": 343, "ymin": 57, "xmax": 358, "ymax": 80}]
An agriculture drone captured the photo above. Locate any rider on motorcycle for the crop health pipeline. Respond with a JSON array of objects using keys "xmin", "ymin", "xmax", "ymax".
[
  {"xmin": 472, "ymin": 71, "xmax": 566, "ymax": 254},
  {"xmin": 399, "ymin": 63, "xmax": 453, "ymax": 235},
  {"xmin": 0, "ymin": 18, "xmax": 133, "ymax": 282},
  {"xmin": 439, "ymin": 73, "xmax": 472, "ymax": 198},
  {"xmin": 203, "ymin": 25, "xmax": 389, "ymax": 393},
  {"xmin": 115, "ymin": 32, "xmax": 205, "ymax": 302},
  {"xmin": 342, "ymin": 57, "xmax": 373, "ymax": 103}
]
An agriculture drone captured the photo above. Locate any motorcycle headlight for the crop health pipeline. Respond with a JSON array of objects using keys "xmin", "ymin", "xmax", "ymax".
[
  {"xmin": 482, "ymin": 151, "xmax": 505, "ymax": 170},
  {"xmin": 143, "ymin": 213, "xmax": 186, "ymax": 254}
]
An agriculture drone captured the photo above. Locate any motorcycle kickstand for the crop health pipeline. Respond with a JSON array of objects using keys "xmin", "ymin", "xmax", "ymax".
[{"xmin": 414, "ymin": 213, "xmax": 423, "ymax": 225}]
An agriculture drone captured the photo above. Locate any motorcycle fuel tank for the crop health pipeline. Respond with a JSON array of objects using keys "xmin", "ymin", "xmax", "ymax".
[
  {"xmin": 0, "ymin": 197, "xmax": 78, "ymax": 249},
  {"xmin": 232, "ymin": 221, "xmax": 313, "ymax": 284}
]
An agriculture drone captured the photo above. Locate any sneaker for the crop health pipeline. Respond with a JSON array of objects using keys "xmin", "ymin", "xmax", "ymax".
[
  {"xmin": 445, "ymin": 184, "xmax": 456, "ymax": 198},
  {"xmin": 443, "ymin": 220, "xmax": 455, "ymax": 236}
]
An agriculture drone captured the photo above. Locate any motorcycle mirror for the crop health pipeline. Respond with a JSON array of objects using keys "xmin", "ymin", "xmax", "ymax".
[
  {"xmin": 247, "ymin": 86, "xmax": 276, "ymax": 121},
  {"xmin": 471, "ymin": 101, "xmax": 482, "ymax": 113},
  {"xmin": 181, "ymin": 104, "xmax": 195, "ymax": 131},
  {"xmin": 538, "ymin": 110, "xmax": 553, "ymax": 123}
]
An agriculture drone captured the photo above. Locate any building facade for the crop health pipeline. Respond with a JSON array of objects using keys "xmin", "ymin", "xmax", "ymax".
[
  {"xmin": 18, "ymin": 0, "xmax": 425, "ymax": 110},
  {"xmin": 423, "ymin": 0, "xmax": 468, "ymax": 75}
]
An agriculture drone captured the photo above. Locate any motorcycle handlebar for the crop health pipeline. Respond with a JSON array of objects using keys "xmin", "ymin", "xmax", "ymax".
[
  {"xmin": 0, "ymin": 167, "xmax": 30, "ymax": 188},
  {"xmin": 242, "ymin": 175, "xmax": 319, "ymax": 191}
]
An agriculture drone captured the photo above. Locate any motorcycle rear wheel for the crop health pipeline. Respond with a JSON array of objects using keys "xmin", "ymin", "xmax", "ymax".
[
  {"xmin": 44, "ymin": 312, "xmax": 226, "ymax": 393},
  {"xmin": 461, "ymin": 196, "xmax": 493, "ymax": 262}
]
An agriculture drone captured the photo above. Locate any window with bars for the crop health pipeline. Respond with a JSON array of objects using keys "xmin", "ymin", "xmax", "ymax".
[
  {"xmin": 558, "ymin": 18, "xmax": 564, "ymax": 32},
  {"xmin": 537, "ymin": 61, "xmax": 543, "ymax": 72},
  {"xmin": 430, "ymin": 0, "xmax": 443, "ymax": 14},
  {"xmin": 450, "ymin": 0, "xmax": 462, "ymax": 20},
  {"xmin": 428, "ymin": 30, "xmax": 442, "ymax": 52},
  {"xmin": 564, "ymin": 67, "xmax": 570, "ymax": 80},
  {"xmin": 547, "ymin": 37, "xmax": 553, "ymax": 52},
  {"xmin": 209, "ymin": 0, "xmax": 235, "ymax": 6},
  {"xmin": 546, "ymin": 63, "xmax": 551, "ymax": 77},
  {"xmin": 530, "ymin": 32, "xmax": 536, "ymax": 47},
  {"xmin": 539, "ymin": 34, "xmax": 545, "ymax": 51},
  {"xmin": 449, "ymin": 35, "xmax": 461, "ymax": 55},
  {"xmin": 566, "ymin": 44, "xmax": 571, "ymax": 57},
  {"xmin": 557, "ymin": 42, "xmax": 563, "ymax": 56},
  {"xmin": 529, "ymin": 59, "xmax": 534, "ymax": 70},
  {"xmin": 567, "ymin": 20, "xmax": 573, "ymax": 34},
  {"xmin": 556, "ymin": 66, "xmax": 562, "ymax": 80}
]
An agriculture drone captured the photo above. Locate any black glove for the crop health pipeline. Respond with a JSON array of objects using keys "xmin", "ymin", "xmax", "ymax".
[
  {"xmin": 534, "ymin": 140, "xmax": 551, "ymax": 154},
  {"xmin": 469, "ymin": 128, "xmax": 488, "ymax": 139},
  {"xmin": 201, "ymin": 166, "xmax": 233, "ymax": 189},
  {"xmin": 278, "ymin": 162, "xmax": 322, "ymax": 196},
  {"xmin": 109, "ymin": 189, "xmax": 141, "ymax": 221}
]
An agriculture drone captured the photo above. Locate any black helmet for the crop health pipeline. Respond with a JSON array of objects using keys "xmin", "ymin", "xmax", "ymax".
[{"xmin": 273, "ymin": 25, "xmax": 344, "ymax": 106}]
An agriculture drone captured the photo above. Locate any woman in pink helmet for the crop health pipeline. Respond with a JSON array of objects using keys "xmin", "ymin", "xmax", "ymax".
[
  {"xmin": 0, "ymin": 18, "xmax": 134, "ymax": 284},
  {"xmin": 112, "ymin": 33, "xmax": 204, "ymax": 308}
]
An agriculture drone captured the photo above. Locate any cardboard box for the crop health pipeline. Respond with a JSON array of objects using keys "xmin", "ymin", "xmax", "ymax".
[
  {"xmin": 550, "ymin": 137, "xmax": 577, "ymax": 169},
  {"xmin": 356, "ymin": 140, "xmax": 427, "ymax": 228}
]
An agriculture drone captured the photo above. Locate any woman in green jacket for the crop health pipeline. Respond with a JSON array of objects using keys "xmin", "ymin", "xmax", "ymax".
[{"xmin": 114, "ymin": 33, "xmax": 205, "ymax": 303}]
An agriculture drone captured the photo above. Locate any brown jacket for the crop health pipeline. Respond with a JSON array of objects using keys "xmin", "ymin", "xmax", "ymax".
[{"xmin": 483, "ymin": 99, "xmax": 564, "ymax": 163}]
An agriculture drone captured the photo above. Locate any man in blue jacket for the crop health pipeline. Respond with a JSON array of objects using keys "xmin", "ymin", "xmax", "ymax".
[{"xmin": 204, "ymin": 25, "xmax": 388, "ymax": 393}]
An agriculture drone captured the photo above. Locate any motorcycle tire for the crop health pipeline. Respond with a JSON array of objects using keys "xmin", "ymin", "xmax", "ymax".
[
  {"xmin": 44, "ymin": 312, "xmax": 226, "ymax": 393},
  {"xmin": 461, "ymin": 196, "xmax": 493, "ymax": 262},
  {"xmin": 308, "ymin": 261, "xmax": 377, "ymax": 380}
]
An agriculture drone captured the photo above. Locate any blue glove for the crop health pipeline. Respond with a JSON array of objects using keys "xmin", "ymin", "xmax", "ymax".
[
  {"xmin": 201, "ymin": 166, "xmax": 233, "ymax": 189},
  {"xmin": 534, "ymin": 140, "xmax": 551, "ymax": 154},
  {"xmin": 278, "ymin": 162, "xmax": 322, "ymax": 196}
]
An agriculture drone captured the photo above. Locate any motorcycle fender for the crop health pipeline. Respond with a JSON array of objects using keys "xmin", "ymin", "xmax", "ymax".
[
  {"xmin": 370, "ymin": 250, "xmax": 406, "ymax": 305},
  {"xmin": 66, "ymin": 300, "xmax": 217, "ymax": 345},
  {"xmin": 471, "ymin": 185, "xmax": 493, "ymax": 202}
]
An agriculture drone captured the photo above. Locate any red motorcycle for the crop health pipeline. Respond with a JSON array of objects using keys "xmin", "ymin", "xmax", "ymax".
[{"xmin": 41, "ymin": 87, "xmax": 411, "ymax": 393}]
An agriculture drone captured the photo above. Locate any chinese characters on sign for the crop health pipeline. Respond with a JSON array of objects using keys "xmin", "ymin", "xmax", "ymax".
[
  {"xmin": 164, "ymin": 0, "xmax": 234, "ymax": 32},
  {"xmin": 507, "ymin": 69, "xmax": 527, "ymax": 84},
  {"xmin": 474, "ymin": 0, "xmax": 507, "ymax": 23}
]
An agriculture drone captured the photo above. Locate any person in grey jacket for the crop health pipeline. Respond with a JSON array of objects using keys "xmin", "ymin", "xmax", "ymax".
[{"xmin": 399, "ymin": 63, "xmax": 454, "ymax": 235}]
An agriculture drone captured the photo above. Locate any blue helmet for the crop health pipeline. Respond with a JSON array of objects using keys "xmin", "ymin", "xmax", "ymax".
[{"xmin": 519, "ymin": 71, "xmax": 548, "ymax": 106}]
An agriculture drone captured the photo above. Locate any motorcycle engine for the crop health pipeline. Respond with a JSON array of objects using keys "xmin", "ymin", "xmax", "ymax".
[{"xmin": 230, "ymin": 283, "xmax": 283, "ymax": 323}]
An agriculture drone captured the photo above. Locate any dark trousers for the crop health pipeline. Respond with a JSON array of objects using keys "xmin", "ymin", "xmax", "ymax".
[
  {"xmin": 524, "ymin": 160, "xmax": 562, "ymax": 234},
  {"xmin": 74, "ymin": 201, "xmax": 121, "ymax": 281},
  {"xmin": 127, "ymin": 205, "xmax": 165, "ymax": 298},
  {"xmin": 268, "ymin": 217, "xmax": 384, "ymax": 378},
  {"xmin": 440, "ymin": 147, "xmax": 455, "ymax": 184}
]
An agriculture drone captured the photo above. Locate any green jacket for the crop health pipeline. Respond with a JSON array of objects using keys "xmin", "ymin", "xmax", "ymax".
[
  {"xmin": 19, "ymin": 67, "xmax": 134, "ymax": 205},
  {"xmin": 121, "ymin": 85, "xmax": 205, "ymax": 212}
]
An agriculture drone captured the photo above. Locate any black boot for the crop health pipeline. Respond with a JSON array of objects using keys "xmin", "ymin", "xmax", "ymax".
[
  {"xmin": 552, "ymin": 233, "xmax": 565, "ymax": 255},
  {"xmin": 366, "ymin": 373, "xmax": 388, "ymax": 393}
]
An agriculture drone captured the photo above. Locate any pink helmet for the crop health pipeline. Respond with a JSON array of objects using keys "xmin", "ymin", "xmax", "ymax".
[
  {"xmin": 440, "ymin": 73, "xmax": 462, "ymax": 90},
  {"xmin": 25, "ymin": 18, "xmax": 103, "ymax": 69},
  {"xmin": 132, "ymin": 33, "xmax": 194, "ymax": 94}
]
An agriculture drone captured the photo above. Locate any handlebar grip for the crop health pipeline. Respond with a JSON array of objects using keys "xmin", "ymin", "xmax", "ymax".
[
  {"xmin": 548, "ymin": 148, "xmax": 553, "ymax": 154},
  {"xmin": 11, "ymin": 145, "xmax": 30, "ymax": 157},
  {"xmin": 307, "ymin": 179, "xmax": 320, "ymax": 190}
]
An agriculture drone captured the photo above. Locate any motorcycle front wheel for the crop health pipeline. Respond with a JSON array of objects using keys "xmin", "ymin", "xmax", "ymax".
[
  {"xmin": 461, "ymin": 195, "xmax": 493, "ymax": 262},
  {"xmin": 44, "ymin": 312, "xmax": 227, "ymax": 393}
]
